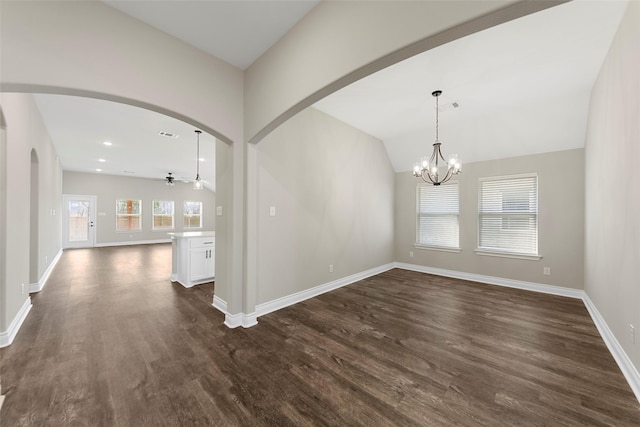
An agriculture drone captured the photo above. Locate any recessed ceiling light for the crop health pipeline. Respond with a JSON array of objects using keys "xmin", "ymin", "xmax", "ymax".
[
  {"xmin": 199, "ymin": 158, "xmax": 205, "ymax": 162},
  {"xmin": 98, "ymin": 158, "xmax": 106, "ymax": 162},
  {"xmin": 103, "ymin": 141, "xmax": 112, "ymax": 146},
  {"xmin": 96, "ymin": 168, "xmax": 102, "ymax": 172}
]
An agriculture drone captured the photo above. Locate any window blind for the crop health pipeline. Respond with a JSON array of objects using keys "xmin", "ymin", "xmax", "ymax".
[
  {"xmin": 416, "ymin": 182, "xmax": 459, "ymax": 249},
  {"xmin": 478, "ymin": 174, "xmax": 538, "ymax": 255}
]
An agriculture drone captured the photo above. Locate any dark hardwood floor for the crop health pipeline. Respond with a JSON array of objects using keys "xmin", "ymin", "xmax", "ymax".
[{"xmin": 1, "ymin": 244, "xmax": 639, "ymax": 426}]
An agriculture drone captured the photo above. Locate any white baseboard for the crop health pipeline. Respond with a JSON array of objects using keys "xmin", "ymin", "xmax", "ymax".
[
  {"xmin": 29, "ymin": 248, "xmax": 63, "ymax": 293},
  {"xmin": 215, "ymin": 263, "xmax": 396, "ymax": 329},
  {"xmin": 255, "ymin": 263, "xmax": 396, "ymax": 318},
  {"xmin": 223, "ymin": 312, "xmax": 258, "ymax": 329},
  {"xmin": 212, "ymin": 295, "xmax": 258, "ymax": 328},
  {"xmin": 94, "ymin": 239, "xmax": 171, "ymax": 248},
  {"xmin": 583, "ymin": 294, "xmax": 640, "ymax": 403},
  {"xmin": 212, "ymin": 295, "xmax": 227, "ymax": 313},
  {"xmin": 394, "ymin": 262, "xmax": 584, "ymax": 299},
  {"xmin": 0, "ymin": 297, "xmax": 32, "ymax": 348}
]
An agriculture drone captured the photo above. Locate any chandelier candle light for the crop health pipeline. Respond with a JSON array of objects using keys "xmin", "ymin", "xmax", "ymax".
[
  {"xmin": 193, "ymin": 130, "xmax": 203, "ymax": 190},
  {"xmin": 413, "ymin": 90, "xmax": 462, "ymax": 185}
]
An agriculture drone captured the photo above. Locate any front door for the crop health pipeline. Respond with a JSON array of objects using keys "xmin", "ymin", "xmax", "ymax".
[{"xmin": 62, "ymin": 195, "xmax": 97, "ymax": 248}]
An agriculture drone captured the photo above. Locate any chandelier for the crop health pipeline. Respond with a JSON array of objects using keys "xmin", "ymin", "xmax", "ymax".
[
  {"xmin": 412, "ymin": 90, "xmax": 462, "ymax": 185},
  {"xmin": 193, "ymin": 130, "xmax": 203, "ymax": 190}
]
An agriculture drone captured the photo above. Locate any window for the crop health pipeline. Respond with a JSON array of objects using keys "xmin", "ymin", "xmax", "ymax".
[
  {"xmin": 416, "ymin": 182, "xmax": 459, "ymax": 250},
  {"xmin": 478, "ymin": 174, "xmax": 538, "ymax": 257},
  {"xmin": 153, "ymin": 200, "xmax": 174, "ymax": 230},
  {"xmin": 116, "ymin": 199, "xmax": 142, "ymax": 231},
  {"xmin": 184, "ymin": 201, "xmax": 202, "ymax": 228}
]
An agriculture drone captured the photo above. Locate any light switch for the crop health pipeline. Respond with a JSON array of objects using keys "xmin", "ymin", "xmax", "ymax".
[
  {"xmin": 269, "ymin": 206, "xmax": 276, "ymax": 217},
  {"xmin": 216, "ymin": 206, "xmax": 223, "ymax": 216}
]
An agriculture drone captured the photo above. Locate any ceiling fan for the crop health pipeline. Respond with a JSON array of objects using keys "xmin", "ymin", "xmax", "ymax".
[{"xmin": 165, "ymin": 172, "xmax": 175, "ymax": 186}]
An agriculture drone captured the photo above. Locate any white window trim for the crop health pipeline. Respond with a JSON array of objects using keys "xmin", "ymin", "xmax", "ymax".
[
  {"xmin": 415, "ymin": 244, "xmax": 461, "ymax": 253},
  {"xmin": 475, "ymin": 249, "xmax": 541, "ymax": 261},
  {"xmin": 115, "ymin": 199, "xmax": 142, "ymax": 232},
  {"xmin": 183, "ymin": 201, "xmax": 203, "ymax": 229},
  {"xmin": 477, "ymin": 173, "xmax": 540, "ymax": 258},
  {"xmin": 152, "ymin": 200, "xmax": 175, "ymax": 231}
]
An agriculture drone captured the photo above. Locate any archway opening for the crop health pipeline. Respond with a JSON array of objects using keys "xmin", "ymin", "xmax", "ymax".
[{"xmin": 29, "ymin": 149, "xmax": 39, "ymax": 287}]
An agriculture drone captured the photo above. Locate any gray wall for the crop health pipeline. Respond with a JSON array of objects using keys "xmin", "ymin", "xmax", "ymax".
[
  {"xmin": 255, "ymin": 107, "xmax": 395, "ymax": 304},
  {"xmin": 396, "ymin": 148, "xmax": 585, "ymax": 290},
  {"xmin": 0, "ymin": 1, "xmax": 243, "ymax": 144},
  {"xmin": 213, "ymin": 140, "xmax": 233, "ymax": 305},
  {"xmin": 585, "ymin": 1, "xmax": 640, "ymax": 375},
  {"xmin": 63, "ymin": 172, "xmax": 215, "ymax": 246},
  {"xmin": 0, "ymin": 93, "xmax": 63, "ymax": 331}
]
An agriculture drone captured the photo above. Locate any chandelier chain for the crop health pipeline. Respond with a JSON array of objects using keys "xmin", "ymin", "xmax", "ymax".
[{"xmin": 435, "ymin": 92, "xmax": 439, "ymax": 143}]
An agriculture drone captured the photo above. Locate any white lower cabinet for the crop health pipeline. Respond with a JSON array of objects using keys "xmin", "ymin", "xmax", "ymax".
[
  {"xmin": 169, "ymin": 232, "xmax": 215, "ymax": 288},
  {"xmin": 189, "ymin": 244, "xmax": 215, "ymax": 283}
]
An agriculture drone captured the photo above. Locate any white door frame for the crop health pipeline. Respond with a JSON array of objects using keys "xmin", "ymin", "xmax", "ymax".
[{"xmin": 62, "ymin": 194, "xmax": 97, "ymax": 248}]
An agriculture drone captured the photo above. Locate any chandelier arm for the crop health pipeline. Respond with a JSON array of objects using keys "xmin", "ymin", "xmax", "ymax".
[
  {"xmin": 429, "ymin": 146, "xmax": 438, "ymax": 165},
  {"xmin": 420, "ymin": 173, "xmax": 432, "ymax": 184},
  {"xmin": 436, "ymin": 144, "xmax": 447, "ymax": 163},
  {"xmin": 440, "ymin": 168, "xmax": 454, "ymax": 184}
]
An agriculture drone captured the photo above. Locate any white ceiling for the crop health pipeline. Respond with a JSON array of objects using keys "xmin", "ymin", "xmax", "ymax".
[
  {"xmin": 33, "ymin": 0, "xmax": 628, "ymax": 188},
  {"xmin": 103, "ymin": 0, "xmax": 320, "ymax": 70},
  {"xmin": 33, "ymin": 0, "xmax": 321, "ymax": 190},
  {"xmin": 34, "ymin": 94, "xmax": 217, "ymax": 190},
  {"xmin": 314, "ymin": 0, "xmax": 628, "ymax": 171}
]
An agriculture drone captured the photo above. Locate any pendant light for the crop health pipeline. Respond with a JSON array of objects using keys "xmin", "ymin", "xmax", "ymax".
[
  {"xmin": 412, "ymin": 90, "xmax": 462, "ymax": 185},
  {"xmin": 193, "ymin": 130, "xmax": 203, "ymax": 190}
]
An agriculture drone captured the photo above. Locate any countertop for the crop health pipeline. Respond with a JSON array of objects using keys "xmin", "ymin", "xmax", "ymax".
[{"xmin": 167, "ymin": 231, "xmax": 215, "ymax": 238}]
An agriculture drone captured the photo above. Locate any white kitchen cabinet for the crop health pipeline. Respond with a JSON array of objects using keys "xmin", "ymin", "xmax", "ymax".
[{"xmin": 168, "ymin": 231, "xmax": 215, "ymax": 288}]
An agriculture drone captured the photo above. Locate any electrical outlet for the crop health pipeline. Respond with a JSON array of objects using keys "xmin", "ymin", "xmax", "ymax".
[
  {"xmin": 329, "ymin": 264, "xmax": 333, "ymax": 273},
  {"xmin": 543, "ymin": 267, "xmax": 551, "ymax": 276},
  {"xmin": 630, "ymin": 324, "xmax": 635, "ymax": 344},
  {"xmin": 409, "ymin": 251, "xmax": 414, "ymax": 258}
]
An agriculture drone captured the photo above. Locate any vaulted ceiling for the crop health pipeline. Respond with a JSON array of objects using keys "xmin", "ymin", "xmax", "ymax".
[{"xmin": 33, "ymin": 0, "xmax": 628, "ymax": 187}]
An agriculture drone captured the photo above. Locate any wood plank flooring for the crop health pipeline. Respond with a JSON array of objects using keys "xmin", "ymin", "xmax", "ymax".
[{"xmin": 1, "ymin": 244, "xmax": 639, "ymax": 426}]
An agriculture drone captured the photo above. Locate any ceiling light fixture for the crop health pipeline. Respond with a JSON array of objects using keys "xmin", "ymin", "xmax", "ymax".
[
  {"xmin": 103, "ymin": 141, "xmax": 112, "ymax": 146},
  {"xmin": 193, "ymin": 130, "xmax": 203, "ymax": 190},
  {"xmin": 413, "ymin": 90, "xmax": 462, "ymax": 185},
  {"xmin": 165, "ymin": 172, "xmax": 175, "ymax": 186},
  {"xmin": 159, "ymin": 131, "xmax": 180, "ymax": 139}
]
